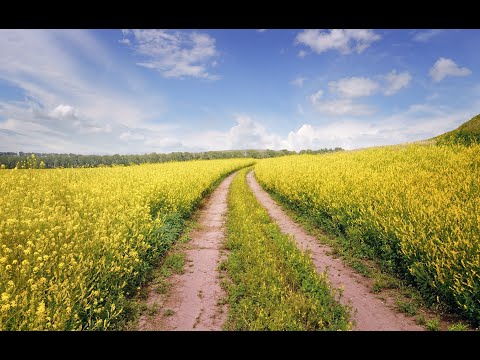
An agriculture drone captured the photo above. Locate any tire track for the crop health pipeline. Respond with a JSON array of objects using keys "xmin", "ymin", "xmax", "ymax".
[
  {"xmin": 246, "ymin": 170, "xmax": 423, "ymax": 331},
  {"xmin": 138, "ymin": 173, "xmax": 235, "ymax": 331}
]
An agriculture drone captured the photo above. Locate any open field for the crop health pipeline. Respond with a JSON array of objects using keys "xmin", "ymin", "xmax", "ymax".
[
  {"xmin": 0, "ymin": 159, "xmax": 254, "ymax": 330},
  {"xmin": 1, "ymin": 139, "xmax": 479, "ymax": 330},
  {"xmin": 255, "ymin": 143, "xmax": 480, "ymax": 325}
]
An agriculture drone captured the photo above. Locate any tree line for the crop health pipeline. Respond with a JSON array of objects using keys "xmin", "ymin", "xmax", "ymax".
[{"xmin": 0, "ymin": 148, "xmax": 343, "ymax": 169}]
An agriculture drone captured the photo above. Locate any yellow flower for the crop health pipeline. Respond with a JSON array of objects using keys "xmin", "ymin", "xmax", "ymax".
[
  {"xmin": 36, "ymin": 302, "xmax": 46, "ymax": 316},
  {"xmin": 0, "ymin": 158, "xmax": 255, "ymax": 329}
]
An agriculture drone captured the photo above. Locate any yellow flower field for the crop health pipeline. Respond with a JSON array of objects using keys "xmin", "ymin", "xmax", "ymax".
[
  {"xmin": 0, "ymin": 159, "xmax": 254, "ymax": 330},
  {"xmin": 255, "ymin": 144, "xmax": 480, "ymax": 323}
]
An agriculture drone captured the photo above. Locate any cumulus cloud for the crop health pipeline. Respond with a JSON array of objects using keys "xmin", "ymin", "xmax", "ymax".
[
  {"xmin": 287, "ymin": 107, "xmax": 476, "ymax": 151},
  {"xmin": 226, "ymin": 115, "xmax": 287, "ymax": 150},
  {"xmin": 120, "ymin": 29, "xmax": 219, "ymax": 80},
  {"xmin": 287, "ymin": 121, "xmax": 380, "ymax": 150},
  {"xmin": 382, "ymin": 70, "xmax": 411, "ymax": 95},
  {"xmin": 296, "ymin": 29, "xmax": 381, "ymax": 55},
  {"xmin": 429, "ymin": 57, "xmax": 471, "ymax": 82},
  {"xmin": 329, "ymin": 77, "xmax": 379, "ymax": 98},
  {"xmin": 307, "ymin": 70, "xmax": 411, "ymax": 116},
  {"xmin": 179, "ymin": 107, "xmax": 476, "ymax": 153},
  {"xmin": 310, "ymin": 77, "xmax": 378, "ymax": 117},
  {"xmin": 50, "ymin": 104, "xmax": 78, "ymax": 120}
]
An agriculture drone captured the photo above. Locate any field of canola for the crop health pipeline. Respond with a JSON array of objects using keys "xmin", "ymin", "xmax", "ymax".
[
  {"xmin": 255, "ymin": 144, "xmax": 480, "ymax": 323},
  {"xmin": 0, "ymin": 159, "xmax": 254, "ymax": 330}
]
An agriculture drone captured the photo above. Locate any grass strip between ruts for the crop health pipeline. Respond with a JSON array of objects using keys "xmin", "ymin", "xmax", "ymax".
[{"xmin": 222, "ymin": 167, "xmax": 351, "ymax": 330}]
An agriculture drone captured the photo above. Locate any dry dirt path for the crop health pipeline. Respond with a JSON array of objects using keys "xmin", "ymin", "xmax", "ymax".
[
  {"xmin": 246, "ymin": 170, "xmax": 423, "ymax": 331},
  {"xmin": 138, "ymin": 173, "xmax": 235, "ymax": 331}
]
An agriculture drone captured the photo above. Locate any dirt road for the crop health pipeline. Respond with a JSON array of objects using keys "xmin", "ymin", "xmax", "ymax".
[
  {"xmin": 246, "ymin": 170, "xmax": 423, "ymax": 331},
  {"xmin": 138, "ymin": 173, "xmax": 235, "ymax": 331}
]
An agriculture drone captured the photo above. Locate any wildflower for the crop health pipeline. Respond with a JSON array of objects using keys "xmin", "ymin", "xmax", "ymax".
[{"xmin": 36, "ymin": 302, "xmax": 46, "ymax": 317}]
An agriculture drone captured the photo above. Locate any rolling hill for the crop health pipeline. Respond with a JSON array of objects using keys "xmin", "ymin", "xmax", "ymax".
[{"xmin": 433, "ymin": 113, "xmax": 480, "ymax": 145}]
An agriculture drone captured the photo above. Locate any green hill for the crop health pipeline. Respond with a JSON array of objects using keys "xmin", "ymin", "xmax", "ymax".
[{"xmin": 433, "ymin": 113, "xmax": 480, "ymax": 145}]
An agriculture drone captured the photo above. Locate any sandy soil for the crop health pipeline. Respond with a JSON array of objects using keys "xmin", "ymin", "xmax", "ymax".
[
  {"xmin": 138, "ymin": 173, "xmax": 235, "ymax": 331},
  {"xmin": 246, "ymin": 170, "xmax": 423, "ymax": 331}
]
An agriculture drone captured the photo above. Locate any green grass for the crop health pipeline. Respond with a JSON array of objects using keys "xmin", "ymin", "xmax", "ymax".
[
  {"xmin": 146, "ymin": 303, "xmax": 159, "ymax": 317},
  {"xmin": 433, "ymin": 113, "xmax": 480, "ymax": 146},
  {"xmin": 161, "ymin": 253, "xmax": 185, "ymax": 276},
  {"xmin": 448, "ymin": 322, "xmax": 469, "ymax": 331},
  {"xmin": 415, "ymin": 315, "xmax": 426, "ymax": 326},
  {"xmin": 222, "ymin": 167, "xmax": 351, "ymax": 331},
  {"xmin": 396, "ymin": 298, "xmax": 418, "ymax": 317},
  {"xmin": 154, "ymin": 280, "xmax": 170, "ymax": 295},
  {"xmin": 372, "ymin": 274, "xmax": 399, "ymax": 293},
  {"xmin": 163, "ymin": 309, "xmax": 175, "ymax": 317},
  {"xmin": 426, "ymin": 318, "xmax": 441, "ymax": 331}
]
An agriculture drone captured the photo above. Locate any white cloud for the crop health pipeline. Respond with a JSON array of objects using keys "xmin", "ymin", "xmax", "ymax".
[
  {"xmin": 119, "ymin": 38, "xmax": 130, "ymax": 45},
  {"xmin": 329, "ymin": 77, "xmax": 379, "ymax": 98},
  {"xmin": 120, "ymin": 29, "xmax": 219, "ymax": 80},
  {"xmin": 291, "ymin": 76, "xmax": 306, "ymax": 87},
  {"xmin": 309, "ymin": 90, "xmax": 324, "ymax": 103},
  {"xmin": 131, "ymin": 107, "xmax": 477, "ymax": 153},
  {"xmin": 51, "ymin": 104, "xmax": 78, "ymax": 120},
  {"xmin": 0, "ymin": 30, "xmax": 476, "ymax": 155},
  {"xmin": 406, "ymin": 103, "xmax": 448, "ymax": 115},
  {"xmin": 286, "ymin": 107, "xmax": 477, "ymax": 151},
  {"xmin": 257, "ymin": 29, "xmax": 267, "ymax": 33},
  {"xmin": 119, "ymin": 131, "xmax": 145, "ymax": 141},
  {"xmin": 382, "ymin": 70, "xmax": 411, "ymax": 95},
  {"xmin": 308, "ymin": 70, "xmax": 410, "ymax": 117},
  {"xmin": 298, "ymin": 50, "xmax": 308, "ymax": 58},
  {"xmin": 296, "ymin": 29, "xmax": 381, "ymax": 55},
  {"xmin": 413, "ymin": 29, "xmax": 443, "ymax": 42},
  {"xmin": 287, "ymin": 121, "xmax": 380, "ymax": 150},
  {"xmin": 0, "ymin": 29, "xmax": 172, "ymax": 154},
  {"xmin": 310, "ymin": 97, "xmax": 375, "ymax": 116},
  {"xmin": 226, "ymin": 115, "xmax": 287, "ymax": 150},
  {"xmin": 173, "ymin": 115, "xmax": 289, "ymax": 152},
  {"xmin": 309, "ymin": 86, "xmax": 375, "ymax": 116},
  {"xmin": 429, "ymin": 57, "xmax": 471, "ymax": 82}
]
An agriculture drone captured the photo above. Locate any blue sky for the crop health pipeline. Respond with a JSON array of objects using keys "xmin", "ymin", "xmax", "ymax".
[{"xmin": 0, "ymin": 29, "xmax": 479, "ymax": 154}]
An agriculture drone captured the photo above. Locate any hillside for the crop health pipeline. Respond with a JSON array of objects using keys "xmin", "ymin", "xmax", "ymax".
[{"xmin": 433, "ymin": 113, "xmax": 480, "ymax": 145}]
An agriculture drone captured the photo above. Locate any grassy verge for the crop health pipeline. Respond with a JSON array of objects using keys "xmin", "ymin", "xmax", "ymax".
[
  {"xmin": 222, "ymin": 168, "xmax": 351, "ymax": 330},
  {"xmin": 253, "ymin": 172, "xmax": 475, "ymax": 331}
]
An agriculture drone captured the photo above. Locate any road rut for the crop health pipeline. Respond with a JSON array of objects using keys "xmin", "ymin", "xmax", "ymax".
[{"xmin": 246, "ymin": 170, "xmax": 423, "ymax": 331}]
